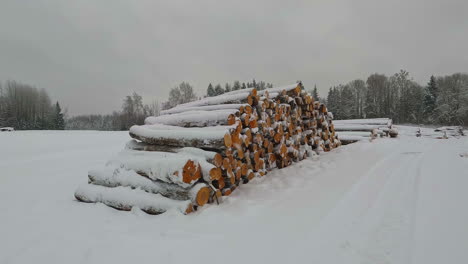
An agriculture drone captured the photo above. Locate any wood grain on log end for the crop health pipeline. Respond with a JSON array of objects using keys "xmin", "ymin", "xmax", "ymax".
[
  {"xmin": 209, "ymin": 167, "xmax": 222, "ymax": 181},
  {"xmin": 224, "ymin": 133, "xmax": 232, "ymax": 148},
  {"xmin": 195, "ymin": 186, "xmax": 211, "ymax": 207},
  {"xmin": 182, "ymin": 160, "xmax": 201, "ymax": 183}
]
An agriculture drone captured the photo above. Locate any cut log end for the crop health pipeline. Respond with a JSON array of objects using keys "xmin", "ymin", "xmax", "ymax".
[
  {"xmin": 185, "ymin": 204, "xmax": 195, "ymax": 214},
  {"xmin": 195, "ymin": 186, "xmax": 211, "ymax": 207},
  {"xmin": 224, "ymin": 133, "xmax": 233, "ymax": 148},
  {"xmin": 182, "ymin": 160, "xmax": 201, "ymax": 184},
  {"xmin": 213, "ymin": 153, "xmax": 223, "ymax": 167},
  {"xmin": 209, "ymin": 167, "xmax": 222, "ymax": 181},
  {"xmin": 227, "ymin": 114, "xmax": 237, "ymax": 125},
  {"xmin": 222, "ymin": 188, "xmax": 232, "ymax": 196}
]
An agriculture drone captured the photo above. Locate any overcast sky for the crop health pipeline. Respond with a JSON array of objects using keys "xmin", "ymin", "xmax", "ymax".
[{"xmin": 1, "ymin": 0, "xmax": 467, "ymax": 115}]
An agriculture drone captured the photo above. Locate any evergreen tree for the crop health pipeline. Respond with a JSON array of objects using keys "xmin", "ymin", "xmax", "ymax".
[
  {"xmin": 241, "ymin": 83, "xmax": 247, "ymax": 89},
  {"xmin": 232, "ymin": 81, "xmax": 241, "ymax": 91},
  {"xmin": 423, "ymin": 75, "xmax": 438, "ymax": 122},
  {"xmin": 53, "ymin": 101, "xmax": 65, "ymax": 130},
  {"xmin": 214, "ymin": 84, "xmax": 224, "ymax": 96},
  {"xmin": 312, "ymin": 85, "xmax": 319, "ymax": 101},
  {"xmin": 225, "ymin": 83, "xmax": 232, "ymax": 93},
  {"xmin": 258, "ymin": 81, "xmax": 266, "ymax": 90},
  {"xmin": 206, "ymin": 83, "xmax": 215, "ymax": 97}
]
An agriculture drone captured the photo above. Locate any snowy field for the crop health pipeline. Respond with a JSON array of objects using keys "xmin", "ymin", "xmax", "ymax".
[{"xmin": 1, "ymin": 126, "xmax": 467, "ymax": 264}]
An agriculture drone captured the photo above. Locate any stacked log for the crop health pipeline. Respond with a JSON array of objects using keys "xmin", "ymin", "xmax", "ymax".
[
  {"xmin": 333, "ymin": 118, "xmax": 396, "ymax": 144},
  {"xmin": 75, "ymin": 82, "xmax": 341, "ymax": 215}
]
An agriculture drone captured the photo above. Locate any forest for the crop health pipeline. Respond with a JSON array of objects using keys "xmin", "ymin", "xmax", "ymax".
[
  {"xmin": 0, "ymin": 80, "xmax": 65, "ymax": 130},
  {"xmin": 1, "ymin": 72, "xmax": 467, "ymax": 131},
  {"xmin": 325, "ymin": 71, "xmax": 468, "ymax": 125}
]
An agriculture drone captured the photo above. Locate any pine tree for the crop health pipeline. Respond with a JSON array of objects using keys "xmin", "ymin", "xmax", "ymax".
[
  {"xmin": 206, "ymin": 83, "xmax": 215, "ymax": 97},
  {"xmin": 225, "ymin": 83, "xmax": 232, "ymax": 93},
  {"xmin": 312, "ymin": 85, "xmax": 319, "ymax": 101},
  {"xmin": 53, "ymin": 102, "xmax": 65, "ymax": 130},
  {"xmin": 258, "ymin": 81, "xmax": 266, "ymax": 90},
  {"xmin": 232, "ymin": 81, "xmax": 241, "ymax": 91},
  {"xmin": 214, "ymin": 84, "xmax": 224, "ymax": 96},
  {"xmin": 241, "ymin": 83, "xmax": 247, "ymax": 89},
  {"xmin": 423, "ymin": 75, "xmax": 438, "ymax": 122}
]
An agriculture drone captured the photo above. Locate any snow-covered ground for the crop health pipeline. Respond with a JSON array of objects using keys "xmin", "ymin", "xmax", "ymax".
[{"xmin": 1, "ymin": 127, "xmax": 467, "ymax": 264}]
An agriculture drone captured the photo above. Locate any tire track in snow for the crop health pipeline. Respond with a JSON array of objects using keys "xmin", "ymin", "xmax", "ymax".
[{"xmin": 294, "ymin": 140, "xmax": 433, "ymax": 264}]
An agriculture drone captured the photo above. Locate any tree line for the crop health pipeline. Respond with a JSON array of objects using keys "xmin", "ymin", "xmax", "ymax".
[
  {"xmin": 66, "ymin": 92, "xmax": 161, "ymax": 130},
  {"xmin": 0, "ymin": 80, "xmax": 65, "ymax": 130},
  {"xmin": 324, "ymin": 71, "xmax": 468, "ymax": 126},
  {"xmin": 67, "ymin": 82, "xmax": 197, "ymax": 130},
  {"xmin": 4, "ymin": 73, "xmax": 467, "ymax": 131}
]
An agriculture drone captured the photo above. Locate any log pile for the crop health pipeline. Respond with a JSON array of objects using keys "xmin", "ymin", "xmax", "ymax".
[
  {"xmin": 333, "ymin": 118, "xmax": 397, "ymax": 144},
  {"xmin": 74, "ymin": 82, "xmax": 341, "ymax": 215}
]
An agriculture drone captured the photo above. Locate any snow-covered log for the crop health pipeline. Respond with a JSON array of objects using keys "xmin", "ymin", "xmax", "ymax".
[
  {"xmin": 333, "ymin": 118, "xmax": 392, "ymax": 127},
  {"xmin": 74, "ymin": 184, "xmax": 195, "ymax": 215},
  {"xmin": 160, "ymin": 104, "xmax": 249, "ymax": 116},
  {"xmin": 88, "ymin": 167, "xmax": 211, "ymax": 206},
  {"xmin": 389, "ymin": 128, "xmax": 399, "ymax": 138},
  {"xmin": 145, "ymin": 109, "xmax": 239, "ymax": 127},
  {"xmin": 126, "ymin": 140, "xmax": 224, "ymax": 167},
  {"xmin": 337, "ymin": 134, "xmax": 372, "ymax": 145},
  {"xmin": 123, "ymin": 142, "xmax": 223, "ymax": 182},
  {"xmin": 106, "ymin": 150, "xmax": 203, "ymax": 188},
  {"xmin": 129, "ymin": 124, "xmax": 235, "ymax": 150},
  {"xmin": 166, "ymin": 92, "xmax": 252, "ymax": 111},
  {"xmin": 336, "ymin": 130, "xmax": 376, "ymax": 137},
  {"xmin": 333, "ymin": 124, "xmax": 382, "ymax": 132},
  {"xmin": 163, "ymin": 83, "xmax": 301, "ymax": 114}
]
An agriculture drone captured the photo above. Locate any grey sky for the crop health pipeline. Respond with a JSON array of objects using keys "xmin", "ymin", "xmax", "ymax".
[{"xmin": 1, "ymin": 0, "xmax": 467, "ymax": 115}]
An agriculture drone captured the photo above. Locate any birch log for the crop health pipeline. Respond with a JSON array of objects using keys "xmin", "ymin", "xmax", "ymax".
[
  {"xmin": 88, "ymin": 167, "xmax": 211, "ymax": 206},
  {"xmin": 106, "ymin": 150, "xmax": 203, "ymax": 188},
  {"xmin": 145, "ymin": 109, "xmax": 239, "ymax": 127},
  {"xmin": 74, "ymin": 184, "xmax": 195, "ymax": 215},
  {"xmin": 129, "ymin": 124, "xmax": 235, "ymax": 150}
]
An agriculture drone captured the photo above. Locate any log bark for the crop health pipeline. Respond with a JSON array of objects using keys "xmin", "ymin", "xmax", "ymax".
[
  {"xmin": 107, "ymin": 150, "xmax": 203, "ymax": 187},
  {"xmin": 145, "ymin": 109, "xmax": 239, "ymax": 127},
  {"xmin": 160, "ymin": 103, "xmax": 249, "ymax": 115},
  {"xmin": 333, "ymin": 124, "xmax": 383, "ymax": 132},
  {"xmin": 125, "ymin": 141, "xmax": 224, "ymax": 167},
  {"xmin": 164, "ymin": 92, "xmax": 252, "ymax": 110},
  {"xmin": 74, "ymin": 184, "xmax": 194, "ymax": 215},
  {"xmin": 333, "ymin": 118, "xmax": 392, "ymax": 127},
  {"xmin": 88, "ymin": 167, "xmax": 211, "ymax": 206},
  {"xmin": 129, "ymin": 124, "xmax": 234, "ymax": 150}
]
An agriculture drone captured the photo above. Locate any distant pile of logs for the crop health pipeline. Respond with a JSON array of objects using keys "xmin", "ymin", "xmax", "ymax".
[
  {"xmin": 74, "ymin": 82, "xmax": 341, "ymax": 215},
  {"xmin": 333, "ymin": 118, "xmax": 397, "ymax": 144}
]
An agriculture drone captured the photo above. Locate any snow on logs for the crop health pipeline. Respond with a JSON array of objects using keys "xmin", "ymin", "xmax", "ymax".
[
  {"xmin": 87, "ymin": 167, "xmax": 211, "ymax": 206},
  {"xmin": 75, "ymin": 184, "xmax": 195, "ymax": 215},
  {"xmin": 333, "ymin": 118, "xmax": 396, "ymax": 144},
  {"xmin": 129, "ymin": 124, "xmax": 236, "ymax": 150},
  {"xmin": 75, "ymin": 82, "xmax": 342, "ymax": 215},
  {"xmin": 145, "ymin": 109, "xmax": 240, "ymax": 127}
]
